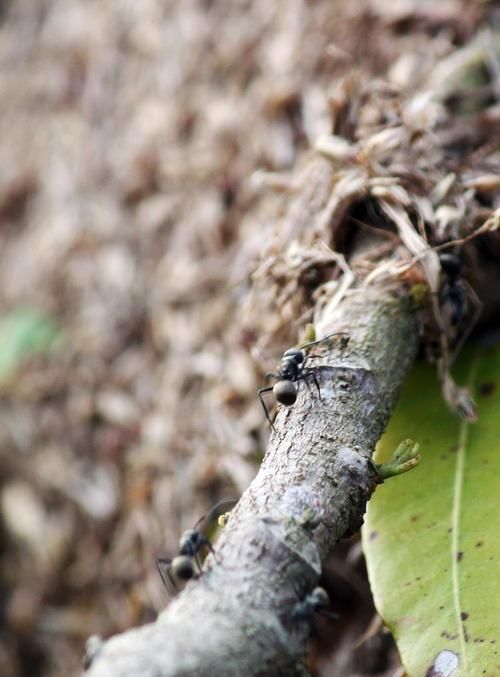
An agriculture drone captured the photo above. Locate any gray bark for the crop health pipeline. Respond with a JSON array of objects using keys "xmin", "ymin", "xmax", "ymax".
[{"xmin": 85, "ymin": 286, "xmax": 418, "ymax": 677}]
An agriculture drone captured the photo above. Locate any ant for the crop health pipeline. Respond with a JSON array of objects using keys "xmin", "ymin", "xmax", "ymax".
[
  {"xmin": 438, "ymin": 251, "xmax": 481, "ymax": 363},
  {"xmin": 156, "ymin": 497, "xmax": 237, "ymax": 595},
  {"xmin": 292, "ymin": 586, "xmax": 339, "ymax": 623},
  {"xmin": 258, "ymin": 331, "xmax": 348, "ymax": 428},
  {"xmin": 439, "ymin": 252, "xmax": 468, "ymax": 328}
]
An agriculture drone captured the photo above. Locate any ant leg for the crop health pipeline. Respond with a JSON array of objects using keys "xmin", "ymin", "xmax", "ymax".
[
  {"xmin": 302, "ymin": 370, "xmax": 322, "ymax": 401},
  {"xmin": 293, "ymin": 373, "xmax": 312, "ymax": 402},
  {"xmin": 199, "ymin": 534, "xmax": 216, "ymax": 559},
  {"xmin": 301, "ymin": 354, "xmax": 323, "ymax": 372},
  {"xmin": 258, "ymin": 386, "xmax": 275, "ymax": 429},
  {"xmin": 299, "ymin": 372, "xmax": 312, "ymax": 396},
  {"xmin": 156, "ymin": 557, "xmax": 177, "ymax": 596},
  {"xmin": 194, "ymin": 553, "xmax": 203, "ymax": 574},
  {"xmin": 201, "ymin": 538, "xmax": 220, "ymax": 566},
  {"xmin": 310, "ymin": 371, "xmax": 321, "ymax": 401}
]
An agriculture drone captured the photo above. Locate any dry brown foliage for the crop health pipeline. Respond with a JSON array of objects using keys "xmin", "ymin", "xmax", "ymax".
[{"xmin": 0, "ymin": 1, "xmax": 498, "ymax": 676}]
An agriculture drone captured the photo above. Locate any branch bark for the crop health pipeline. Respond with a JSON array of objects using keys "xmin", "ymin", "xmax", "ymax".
[{"xmin": 85, "ymin": 286, "xmax": 418, "ymax": 677}]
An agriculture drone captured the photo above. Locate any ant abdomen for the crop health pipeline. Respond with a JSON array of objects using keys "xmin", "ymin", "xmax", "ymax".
[
  {"xmin": 171, "ymin": 555, "xmax": 195, "ymax": 581},
  {"xmin": 273, "ymin": 380, "xmax": 298, "ymax": 406}
]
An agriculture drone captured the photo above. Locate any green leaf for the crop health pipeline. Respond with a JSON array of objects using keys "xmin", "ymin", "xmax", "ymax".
[
  {"xmin": 363, "ymin": 346, "xmax": 500, "ymax": 677},
  {"xmin": 0, "ymin": 307, "xmax": 60, "ymax": 382}
]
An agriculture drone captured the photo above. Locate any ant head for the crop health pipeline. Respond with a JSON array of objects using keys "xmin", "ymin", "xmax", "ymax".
[
  {"xmin": 171, "ymin": 555, "xmax": 195, "ymax": 581},
  {"xmin": 273, "ymin": 380, "xmax": 298, "ymax": 406},
  {"xmin": 283, "ymin": 347, "xmax": 305, "ymax": 364},
  {"xmin": 439, "ymin": 252, "xmax": 462, "ymax": 277}
]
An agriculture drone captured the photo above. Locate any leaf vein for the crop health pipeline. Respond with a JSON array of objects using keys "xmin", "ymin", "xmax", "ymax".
[{"xmin": 450, "ymin": 357, "xmax": 478, "ymax": 675}]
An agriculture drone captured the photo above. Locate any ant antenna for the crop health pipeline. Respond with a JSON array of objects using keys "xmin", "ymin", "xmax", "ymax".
[
  {"xmin": 299, "ymin": 331, "xmax": 349, "ymax": 351},
  {"xmin": 192, "ymin": 497, "xmax": 239, "ymax": 530}
]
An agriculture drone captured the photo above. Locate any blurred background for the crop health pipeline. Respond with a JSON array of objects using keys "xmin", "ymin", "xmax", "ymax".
[{"xmin": 0, "ymin": 1, "xmax": 493, "ymax": 675}]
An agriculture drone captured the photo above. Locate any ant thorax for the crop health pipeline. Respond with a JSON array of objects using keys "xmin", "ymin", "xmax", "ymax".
[
  {"xmin": 179, "ymin": 529, "xmax": 203, "ymax": 557},
  {"xmin": 280, "ymin": 348, "xmax": 305, "ymax": 380}
]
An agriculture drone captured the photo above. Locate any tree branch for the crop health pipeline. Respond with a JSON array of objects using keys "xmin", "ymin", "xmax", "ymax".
[
  {"xmin": 85, "ymin": 286, "xmax": 418, "ymax": 677},
  {"xmin": 82, "ymin": 33, "xmax": 500, "ymax": 674}
]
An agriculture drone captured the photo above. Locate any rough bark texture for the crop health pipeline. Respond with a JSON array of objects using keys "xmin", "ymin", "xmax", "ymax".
[{"xmin": 85, "ymin": 287, "xmax": 418, "ymax": 677}]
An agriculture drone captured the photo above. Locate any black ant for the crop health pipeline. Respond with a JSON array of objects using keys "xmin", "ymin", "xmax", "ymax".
[
  {"xmin": 258, "ymin": 332, "xmax": 348, "ymax": 428},
  {"xmin": 156, "ymin": 497, "xmax": 237, "ymax": 595},
  {"xmin": 292, "ymin": 586, "xmax": 339, "ymax": 623},
  {"xmin": 439, "ymin": 252, "xmax": 468, "ymax": 328},
  {"xmin": 438, "ymin": 251, "xmax": 481, "ymax": 363}
]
